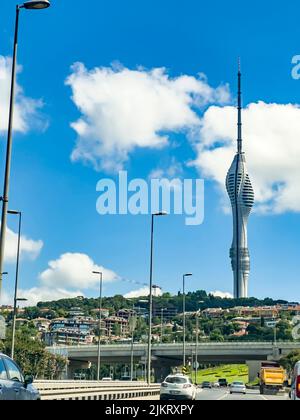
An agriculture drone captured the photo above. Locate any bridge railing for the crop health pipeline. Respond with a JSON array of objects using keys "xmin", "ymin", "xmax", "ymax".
[
  {"xmin": 47, "ymin": 341, "xmax": 300, "ymax": 353},
  {"xmin": 35, "ymin": 380, "xmax": 160, "ymax": 401}
]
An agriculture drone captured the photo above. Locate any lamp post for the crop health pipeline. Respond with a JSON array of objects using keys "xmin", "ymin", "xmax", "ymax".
[
  {"xmin": 92, "ymin": 271, "xmax": 103, "ymax": 381},
  {"xmin": 183, "ymin": 273, "xmax": 192, "ymax": 367},
  {"xmin": 0, "ymin": 0, "xmax": 51, "ymax": 302},
  {"xmin": 160, "ymin": 308, "xmax": 167, "ymax": 343},
  {"xmin": 129, "ymin": 304, "xmax": 137, "ymax": 382},
  {"xmin": 274, "ymin": 324, "xmax": 277, "ymax": 347},
  {"xmin": 11, "ymin": 297, "xmax": 27, "ymax": 359},
  {"xmin": 195, "ymin": 310, "xmax": 200, "ymax": 384},
  {"xmin": 8, "ymin": 210, "xmax": 21, "ymax": 359},
  {"xmin": 147, "ymin": 212, "xmax": 167, "ymax": 385}
]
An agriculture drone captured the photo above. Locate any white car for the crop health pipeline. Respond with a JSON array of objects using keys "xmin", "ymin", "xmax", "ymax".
[
  {"xmin": 160, "ymin": 374, "xmax": 197, "ymax": 400},
  {"xmin": 290, "ymin": 361, "xmax": 300, "ymax": 401},
  {"xmin": 229, "ymin": 381, "xmax": 247, "ymax": 395}
]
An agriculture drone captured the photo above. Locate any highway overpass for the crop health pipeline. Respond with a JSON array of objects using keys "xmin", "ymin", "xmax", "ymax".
[{"xmin": 48, "ymin": 341, "xmax": 300, "ymax": 381}]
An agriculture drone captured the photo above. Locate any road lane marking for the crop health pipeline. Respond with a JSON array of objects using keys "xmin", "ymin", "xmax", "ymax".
[{"xmin": 217, "ymin": 393, "xmax": 229, "ymax": 400}]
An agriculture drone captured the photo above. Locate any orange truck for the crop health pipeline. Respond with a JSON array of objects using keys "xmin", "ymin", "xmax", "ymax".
[{"xmin": 259, "ymin": 362, "xmax": 287, "ymax": 395}]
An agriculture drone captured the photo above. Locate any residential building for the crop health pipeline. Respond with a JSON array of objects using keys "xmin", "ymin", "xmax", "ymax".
[{"xmin": 104, "ymin": 317, "xmax": 129, "ymax": 338}]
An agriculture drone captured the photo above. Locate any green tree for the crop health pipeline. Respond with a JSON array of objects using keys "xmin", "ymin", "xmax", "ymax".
[
  {"xmin": 0, "ymin": 324, "xmax": 66, "ymax": 379},
  {"xmin": 280, "ymin": 351, "xmax": 300, "ymax": 376}
]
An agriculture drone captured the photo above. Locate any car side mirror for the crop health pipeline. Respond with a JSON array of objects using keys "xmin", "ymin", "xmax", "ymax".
[{"xmin": 24, "ymin": 375, "xmax": 34, "ymax": 388}]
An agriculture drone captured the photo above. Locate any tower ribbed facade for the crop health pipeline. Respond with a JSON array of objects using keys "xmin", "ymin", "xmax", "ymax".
[{"xmin": 226, "ymin": 66, "xmax": 254, "ymax": 299}]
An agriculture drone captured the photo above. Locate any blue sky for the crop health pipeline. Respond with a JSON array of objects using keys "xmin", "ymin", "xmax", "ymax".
[{"xmin": 0, "ymin": 0, "xmax": 299, "ymax": 305}]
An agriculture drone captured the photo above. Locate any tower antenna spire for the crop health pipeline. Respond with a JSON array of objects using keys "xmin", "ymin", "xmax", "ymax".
[{"xmin": 237, "ymin": 58, "xmax": 242, "ymax": 154}]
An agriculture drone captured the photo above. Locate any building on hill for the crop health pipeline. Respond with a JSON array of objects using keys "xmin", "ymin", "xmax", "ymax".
[
  {"xmin": 104, "ymin": 317, "xmax": 129, "ymax": 338},
  {"xmin": 50, "ymin": 318, "xmax": 98, "ymax": 333},
  {"xmin": 279, "ymin": 304, "xmax": 300, "ymax": 314},
  {"xmin": 68, "ymin": 307, "xmax": 85, "ymax": 317},
  {"xmin": 232, "ymin": 316, "xmax": 278, "ymax": 326},
  {"xmin": 230, "ymin": 306, "xmax": 280, "ymax": 318},
  {"xmin": 91, "ymin": 308, "xmax": 110, "ymax": 318},
  {"xmin": 32, "ymin": 318, "xmax": 51, "ymax": 333},
  {"xmin": 202, "ymin": 308, "xmax": 225, "ymax": 318},
  {"xmin": 44, "ymin": 330, "xmax": 95, "ymax": 346},
  {"xmin": 43, "ymin": 317, "xmax": 100, "ymax": 346},
  {"xmin": 152, "ymin": 307, "xmax": 178, "ymax": 320},
  {"xmin": 117, "ymin": 309, "xmax": 136, "ymax": 320}
]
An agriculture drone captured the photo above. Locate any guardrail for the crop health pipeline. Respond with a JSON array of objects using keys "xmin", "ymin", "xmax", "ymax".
[{"xmin": 35, "ymin": 380, "xmax": 160, "ymax": 401}]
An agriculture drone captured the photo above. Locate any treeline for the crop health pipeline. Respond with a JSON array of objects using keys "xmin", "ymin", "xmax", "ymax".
[{"xmin": 21, "ymin": 290, "xmax": 291, "ymax": 319}]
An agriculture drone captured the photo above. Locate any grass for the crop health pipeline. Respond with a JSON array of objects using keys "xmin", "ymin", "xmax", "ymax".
[{"xmin": 190, "ymin": 364, "xmax": 249, "ymax": 385}]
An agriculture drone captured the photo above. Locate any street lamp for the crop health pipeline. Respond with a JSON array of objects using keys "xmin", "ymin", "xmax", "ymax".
[
  {"xmin": 7, "ymin": 210, "xmax": 22, "ymax": 359},
  {"xmin": 147, "ymin": 212, "xmax": 167, "ymax": 385},
  {"xmin": 0, "ymin": 1, "xmax": 51, "ymax": 302},
  {"xmin": 92, "ymin": 271, "xmax": 103, "ymax": 381},
  {"xmin": 160, "ymin": 308, "xmax": 167, "ymax": 343},
  {"xmin": 195, "ymin": 310, "xmax": 201, "ymax": 383},
  {"xmin": 128, "ymin": 304, "xmax": 137, "ymax": 382},
  {"xmin": 183, "ymin": 273, "xmax": 192, "ymax": 367},
  {"xmin": 22, "ymin": 0, "xmax": 50, "ymax": 9},
  {"xmin": 274, "ymin": 324, "xmax": 277, "ymax": 347},
  {"xmin": 11, "ymin": 297, "xmax": 27, "ymax": 359},
  {"xmin": 135, "ymin": 299, "xmax": 148, "ymax": 381}
]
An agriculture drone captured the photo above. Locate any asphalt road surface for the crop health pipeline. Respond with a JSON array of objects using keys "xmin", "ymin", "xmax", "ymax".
[
  {"xmin": 196, "ymin": 388, "xmax": 289, "ymax": 401},
  {"xmin": 129, "ymin": 389, "xmax": 290, "ymax": 401}
]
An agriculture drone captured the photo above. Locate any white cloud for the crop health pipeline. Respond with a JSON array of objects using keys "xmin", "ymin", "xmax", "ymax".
[
  {"xmin": 0, "ymin": 56, "xmax": 45, "ymax": 134},
  {"xmin": 0, "ymin": 290, "xmax": 11, "ymax": 306},
  {"xmin": 5, "ymin": 226, "xmax": 43, "ymax": 263},
  {"xmin": 124, "ymin": 286, "xmax": 163, "ymax": 299},
  {"xmin": 124, "ymin": 287, "xmax": 150, "ymax": 299},
  {"xmin": 17, "ymin": 287, "xmax": 83, "ymax": 307},
  {"xmin": 39, "ymin": 252, "xmax": 119, "ymax": 290},
  {"xmin": 193, "ymin": 101, "xmax": 300, "ymax": 214},
  {"xmin": 149, "ymin": 158, "xmax": 184, "ymax": 180},
  {"xmin": 66, "ymin": 63, "xmax": 230, "ymax": 172},
  {"xmin": 210, "ymin": 290, "xmax": 233, "ymax": 299},
  {"xmin": 5, "ymin": 253, "xmax": 121, "ymax": 307}
]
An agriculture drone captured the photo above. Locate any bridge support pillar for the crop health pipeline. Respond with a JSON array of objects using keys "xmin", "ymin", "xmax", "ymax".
[
  {"xmin": 67, "ymin": 360, "xmax": 91, "ymax": 380},
  {"xmin": 246, "ymin": 360, "xmax": 263, "ymax": 382},
  {"xmin": 153, "ymin": 364, "xmax": 172, "ymax": 383}
]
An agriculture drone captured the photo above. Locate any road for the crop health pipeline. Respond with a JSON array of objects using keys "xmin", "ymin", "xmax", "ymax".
[
  {"xmin": 196, "ymin": 388, "xmax": 289, "ymax": 401},
  {"xmin": 130, "ymin": 388, "xmax": 290, "ymax": 401}
]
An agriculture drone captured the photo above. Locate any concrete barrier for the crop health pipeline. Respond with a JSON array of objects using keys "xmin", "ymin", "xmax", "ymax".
[{"xmin": 35, "ymin": 380, "xmax": 160, "ymax": 401}]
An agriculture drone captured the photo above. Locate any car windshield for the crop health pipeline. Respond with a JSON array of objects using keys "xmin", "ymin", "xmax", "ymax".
[
  {"xmin": 165, "ymin": 377, "xmax": 188, "ymax": 384},
  {"xmin": 232, "ymin": 382, "xmax": 244, "ymax": 386}
]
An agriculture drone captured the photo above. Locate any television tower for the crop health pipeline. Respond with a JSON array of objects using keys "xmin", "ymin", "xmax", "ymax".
[{"xmin": 226, "ymin": 62, "xmax": 255, "ymax": 298}]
